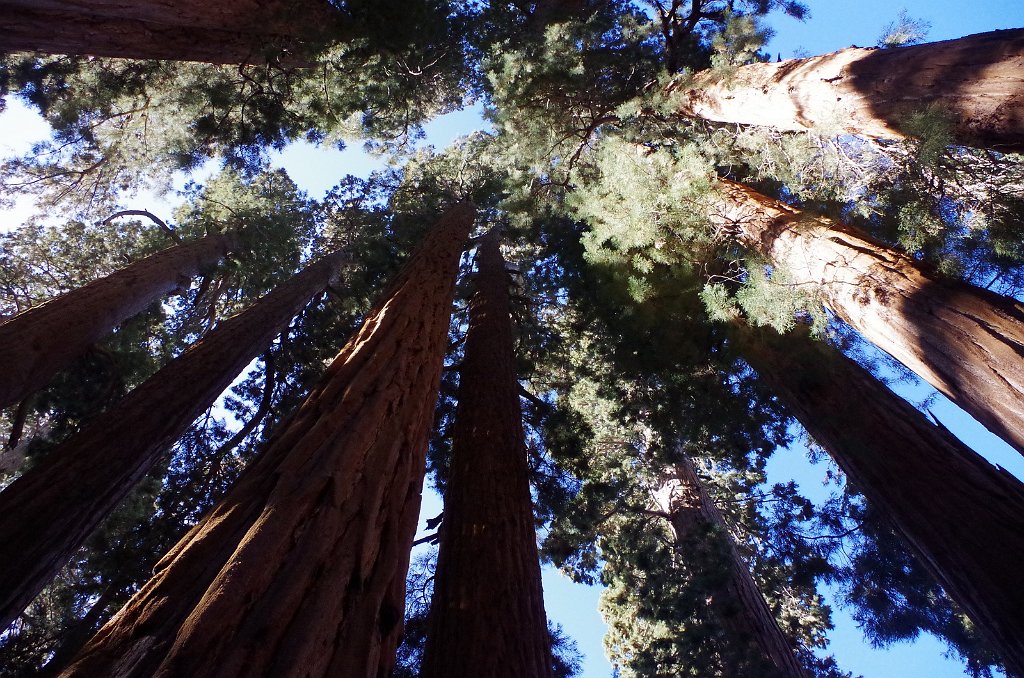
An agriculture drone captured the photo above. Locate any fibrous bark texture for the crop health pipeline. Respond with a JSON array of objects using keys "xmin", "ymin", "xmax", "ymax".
[
  {"xmin": 738, "ymin": 324, "xmax": 1024, "ymax": 676},
  {"xmin": 0, "ymin": 249, "xmax": 346, "ymax": 633},
  {"xmin": 420, "ymin": 230, "xmax": 553, "ymax": 678},
  {"xmin": 0, "ymin": 232, "xmax": 234, "ymax": 412},
  {"xmin": 712, "ymin": 178, "xmax": 1024, "ymax": 459},
  {"xmin": 60, "ymin": 203, "xmax": 474, "ymax": 678},
  {"xmin": 673, "ymin": 29, "xmax": 1024, "ymax": 151},
  {"xmin": 0, "ymin": 0, "xmax": 342, "ymax": 63},
  {"xmin": 656, "ymin": 459, "xmax": 807, "ymax": 678}
]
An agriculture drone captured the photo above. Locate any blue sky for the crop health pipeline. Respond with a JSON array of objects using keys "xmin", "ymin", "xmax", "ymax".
[
  {"xmin": 1, "ymin": 3, "xmax": 1022, "ymax": 675},
  {"xmin": 768, "ymin": 0, "xmax": 1024, "ymax": 58}
]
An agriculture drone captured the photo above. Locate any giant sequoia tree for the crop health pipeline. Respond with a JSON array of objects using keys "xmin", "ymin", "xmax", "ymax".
[
  {"xmin": 709, "ymin": 177, "xmax": 1024, "ymax": 459},
  {"xmin": 0, "ymin": 232, "xmax": 235, "ymax": 410},
  {"xmin": 0, "ymin": 0, "xmax": 342, "ymax": 63},
  {"xmin": 0, "ymin": 248, "xmax": 348, "ymax": 631},
  {"xmin": 2, "ymin": 2, "xmax": 1024, "ymax": 677},
  {"xmin": 61, "ymin": 202, "xmax": 474, "ymax": 678},
  {"xmin": 654, "ymin": 458, "xmax": 808, "ymax": 678},
  {"xmin": 737, "ymin": 323, "xmax": 1024, "ymax": 676},
  {"xmin": 420, "ymin": 230, "xmax": 553, "ymax": 678},
  {"xmin": 672, "ymin": 29, "xmax": 1024, "ymax": 152}
]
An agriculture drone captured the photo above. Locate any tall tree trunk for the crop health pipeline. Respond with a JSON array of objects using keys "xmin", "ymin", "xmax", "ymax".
[
  {"xmin": 672, "ymin": 29, "xmax": 1024, "ymax": 152},
  {"xmin": 420, "ymin": 230, "xmax": 553, "ymax": 678},
  {"xmin": 0, "ymin": 0, "xmax": 344, "ymax": 64},
  {"xmin": 655, "ymin": 458, "xmax": 808, "ymax": 677},
  {"xmin": 0, "ymin": 232, "xmax": 235, "ymax": 412},
  {"xmin": 736, "ymin": 323, "xmax": 1024, "ymax": 676},
  {"xmin": 0, "ymin": 249, "xmax": 346, "ymax": 632},
  {"xmin": 60, "ymin": 203, "xmax": 475, "ymax": 678},
  {"xmin": 711, "ymin": 177, "xmax": 1024, "ymax": 459}
]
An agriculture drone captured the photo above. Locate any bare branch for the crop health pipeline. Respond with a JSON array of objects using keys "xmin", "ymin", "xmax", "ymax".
[{"xmin": 101, "ymin": 209, "xmax": 181, "ymax": 243}]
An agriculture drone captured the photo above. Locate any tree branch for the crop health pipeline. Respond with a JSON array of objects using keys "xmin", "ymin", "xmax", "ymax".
[
  {"xmin": 101, "ymin": 210, "xmax": 181, "ymax": 243},
  {"xmin": 6, "ymin": 396, "xmax": 32, "ymax": 450},
  {"xmin": 212, "ymin": 351, "xmax": 277, "ymax": 460},
  {"xmin": 412, "ymin": 532, "xmax": 440, "ymax": 547},
  {"xmin": 519, "ymin": 384, "xmax": 552, "ymax": 413}
]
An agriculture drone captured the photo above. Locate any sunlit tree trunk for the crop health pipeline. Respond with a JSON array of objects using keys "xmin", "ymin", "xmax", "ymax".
[
  {"xmin": 0, "ymin": 232, "xmax": 235, "ymax": 412},
  {"xmin": 737, "ymin": 323, "xmax": 1024, "ymax": 676},
  {"xmin": 0, "ymin": 0, "xmax": 343, "ymax": 63},
  {"xmin": 673, "ymin": 29, "xmax": 1024, "ymax": 151},
  {"xmin": 60, "ymin": 203, "xmax": 475, "ymax": 678},
  {"xmin": 420, "ymin": 230, "xmax": 553, "ymax": 678},
  {"xmin": 711, "ymin": 177, "xmax": 1024, "ymax": 459},
  {"xmin": 655, "ymin": 458, "xmax": 808, "ymax": 677},
  {"xmin": 0, "ymin": 249, "xmax": 346, "ymax": 632}
]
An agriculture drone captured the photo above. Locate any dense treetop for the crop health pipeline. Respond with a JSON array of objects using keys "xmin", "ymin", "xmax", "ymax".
[{"xmin": 1, "ymin": 1, "xmax": 1023, "ymax": 676}]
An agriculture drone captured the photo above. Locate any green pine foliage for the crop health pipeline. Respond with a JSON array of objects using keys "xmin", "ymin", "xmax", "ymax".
[
  {"xmin": 1, "ymin": 3, "xmax": 1022, "ymax": 676},
  {"xmin": 0, "ymin": 0, "xmax": 473, "ymax": 218}
]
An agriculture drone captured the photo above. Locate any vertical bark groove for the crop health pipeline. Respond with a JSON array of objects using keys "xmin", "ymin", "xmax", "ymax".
[
  {"xmin": 60, "ymin": 203, "xmax": 474, "ymax": 678},
  {"xmin": 420, "ymin": 230, "xmax": 553, "ymax": 678},
  {"xmin": 0, "ymin": 232, "xmax": 236, "ymax": 412},
  {"xmin": 738, "ymin": 324, "xmax": 1024, "ymax": 676},
  {"xmin": 0, "ymin": 249, "xmax": 346, "ymax": 632},
  {"xmin": 672, "ymin": 29, "xmax": 1024, "ymax": 151},
  {"xmin": 713, "ymin": 178, "xmax": 1024, "ymax": 459}
]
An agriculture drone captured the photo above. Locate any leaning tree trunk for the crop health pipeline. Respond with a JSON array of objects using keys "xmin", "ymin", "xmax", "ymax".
[
  {"xmin": 671, "ymin": 29, "xmax": 1024, "ymax": 152},
  {"xmin": 60, "ymin": 203, "xmax": 475, "ymax": 678},
  {"xmin": 737, "ymin": 323, "xmax": 1024, "ymax": 676},
  {"xmin": 420, "ymin": 230, "xmax": 553, "ymax": 678},
  {"xmin": 655, "ymin": 458, "xmax": 807, "ymax": 677},
  {"xmin": 711, "ymin": 177, "xmax": 1024, "ymax": 459},
  {"xmin": 0, "ymin": 232, "xmax": 235, "ymax": 412},
  {"xmin": 0, "ymin": 0, "xmax": 344, "ymax": 63},
  {"xmin": 0, "ymin": 249, "xmax": 347, "ymax": 633}
]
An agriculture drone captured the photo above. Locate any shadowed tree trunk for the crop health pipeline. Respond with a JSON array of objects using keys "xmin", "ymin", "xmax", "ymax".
[
  {"xmin": 711, "ymin": 177, "xmax": 1024, "ymax": 459},
  {"xmin": 736, "ymin": 323, "xmax": 1024, "ymax": 676},
  {"xmin": 0, "ymin": 232, "xmax": 236, "ymax": 412},
  {"xmin": 0, "ymin": 249, "xmax": 347, "ymax": 632},
  {"xmin": 672, "ymin": 29, "xmax": 1024, "ymax": 152},
  {"xmin": 420, "ymin": 230, "xmax": 553, "ymax": 678},
  {"xmin": 60, "ymin": 203, "xmax": 475, "ymax": 678},
  {"xmin": 0, "ymin": 0, "xmax": 344, "ymax": 63},
  {"xmin": 655, "ymin": 458, "xmax": 808, "ymax": 677}
]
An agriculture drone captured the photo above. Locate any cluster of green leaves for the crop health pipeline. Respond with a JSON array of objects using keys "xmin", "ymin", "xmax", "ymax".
[
  {"xmin": 477, "ymin": 3, "xmax": 1024, "ymax": 676},
  {"xmin": 2, "ymin": 2, "xmax": 1023, "ymax": 676},
  {"xmin": 0, "ymin": 0, "xmax": 474, "ymax": 218},
  {"xmin": 521, "ymin": 247, "xmax": 840, "ymax": 676}
]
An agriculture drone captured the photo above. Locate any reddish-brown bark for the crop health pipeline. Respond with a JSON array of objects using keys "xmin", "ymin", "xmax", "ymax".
[
  {"xmin": 0, "ymin": 250, "xmax": 346, "ymax": 632},
  {"xmin": 420, "ymin": 230, "xmax": 553, "ymax": 678},
  {"xmin": 60, "ymin": 203, "xmax": 475, "ymax": 678},
  {"xmin": 737, "ymin": 324, "xmax": 1024, "ymax": 676},
  {"xmin": 673, "ymin": 29, "xmax": 1024, "ymax": 152},
  {"xmin": 656, "ymin": 458, "xmax": 807, "ymax": 677},
  {"xmin": 0, "ymin": 232, "xmax": 235, "ymax": 412},
  {"xmin": 0, "ymin": 0, "xmax": 343, "ymax": 63},
  {"xmin": 711, "ymin": 178, "xmax": 1024, "ymax": 459}
]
